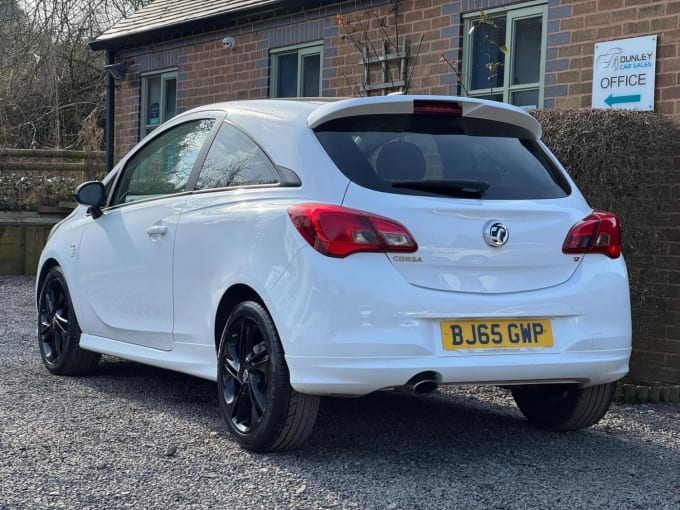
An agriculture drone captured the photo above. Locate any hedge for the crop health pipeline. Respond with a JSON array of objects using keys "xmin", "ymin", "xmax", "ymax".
[{"xmin": 532, "ymin": 109, "xmax": 679, "ymax": 382}]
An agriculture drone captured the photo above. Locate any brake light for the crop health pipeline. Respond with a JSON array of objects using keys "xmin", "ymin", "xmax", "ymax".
[
  {"xmin": 413, "ymin": 100, "xmax": 462, "ymax": 117},
  {"xmin": 288, "ymin": 204, "xmax": 418, "ymax": 258},
  {"xmin": 562, "ymin": 212, "xmax": 621, "ymax": 259}
]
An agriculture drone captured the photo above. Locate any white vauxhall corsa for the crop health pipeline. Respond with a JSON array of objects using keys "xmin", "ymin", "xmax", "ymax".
[{"xmin": 36, "ymin": 96, "xmax": 632, "ymax": 451}]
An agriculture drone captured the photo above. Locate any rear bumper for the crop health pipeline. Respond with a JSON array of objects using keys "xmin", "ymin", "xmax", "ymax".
[
  {"xmin": 286, "ymin": 348, "xmax": 631, "ymax": 396},
  {"xmin": 269, "ymin": 247, "xmax": 632, "ymax": 397}
]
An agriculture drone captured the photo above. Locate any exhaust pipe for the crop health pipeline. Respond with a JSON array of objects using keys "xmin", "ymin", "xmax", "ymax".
[{"xmin": 406, "ymin": 371, "xmax": 440, "ymax": 394}]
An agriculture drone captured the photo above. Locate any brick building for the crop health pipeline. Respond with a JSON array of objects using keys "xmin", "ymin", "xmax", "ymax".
[
  {"xmin": 90, "ymin": 0, "xmax": 680, "ymax": 159},
  {"xmin": 90, "ymin": 0, "xmax": 679, "ymax": 385}
]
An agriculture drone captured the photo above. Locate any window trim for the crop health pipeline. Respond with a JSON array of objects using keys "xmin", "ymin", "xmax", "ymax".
[
  {"xmin": 270, "ymin": 41, "xmax": 324, "ymax": 98},
  {"xmin": 140, "ymin": 68, "xmax": 178, "ymax": 138},
  {"xmin": 462, "ymin": 1, "xmax": 547, "ymax": 109}
]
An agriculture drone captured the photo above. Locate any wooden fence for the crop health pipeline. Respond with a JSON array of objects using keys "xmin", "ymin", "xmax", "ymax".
[{"xmin": 0, "ymin": 149, "xmax": 106, "ymax": 274}]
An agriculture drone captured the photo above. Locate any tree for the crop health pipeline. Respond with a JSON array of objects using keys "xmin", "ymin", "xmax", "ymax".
[{"xmin": 0, "ymin": 0, "xmax": 145, "ymax": 149}]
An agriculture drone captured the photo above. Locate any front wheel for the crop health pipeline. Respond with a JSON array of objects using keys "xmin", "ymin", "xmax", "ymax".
[
  {"xmin": 38, "ymin": 266, "xmax": 100, "ymax": 375},
  {"xmin": 511, "ymin": 382, "xmax": 616, "ymax": 431},
  {"xmin": 217, "ymin": 301, "xmax": 319, "ymax": 452}
]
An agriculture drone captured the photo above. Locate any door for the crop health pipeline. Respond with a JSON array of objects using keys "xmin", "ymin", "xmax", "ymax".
[{"xmin": 76, "ymin": 119, "xmax": 215, "ymax": 350}]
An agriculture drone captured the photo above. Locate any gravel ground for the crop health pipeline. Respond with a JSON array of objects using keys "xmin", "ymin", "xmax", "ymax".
[{"xmin": 1, "ymin": 275, "xmax": 679, "ymax": 510}]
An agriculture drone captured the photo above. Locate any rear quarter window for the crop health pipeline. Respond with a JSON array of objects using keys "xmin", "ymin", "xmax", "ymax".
[{"xmin": 315, "ymin": 114, "xmax": 570, "ymax": 200}]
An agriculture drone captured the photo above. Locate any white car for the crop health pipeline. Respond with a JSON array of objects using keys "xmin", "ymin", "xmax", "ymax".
[{"xmin": 36, "ymin": 96, "xmax": 631, "ymax": 451}]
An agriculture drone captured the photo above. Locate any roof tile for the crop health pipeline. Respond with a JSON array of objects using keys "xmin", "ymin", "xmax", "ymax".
[{"xmin": 92, "ymin": 0, "xmax": 281, "ymax": 48}]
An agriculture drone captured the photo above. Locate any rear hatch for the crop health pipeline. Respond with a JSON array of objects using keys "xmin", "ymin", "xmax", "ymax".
[{"xmin": 313, "ymin": 97, "xmax": 587, "ymax": 294}]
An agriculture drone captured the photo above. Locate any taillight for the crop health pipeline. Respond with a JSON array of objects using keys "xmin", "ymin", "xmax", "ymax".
[
  {"xmin": 562, "ymin": 211, "xmax": 621, "ymax": 259},
  {"xmin": 288, "ymin": 203, "xmax": 418, "ymax": 258}
]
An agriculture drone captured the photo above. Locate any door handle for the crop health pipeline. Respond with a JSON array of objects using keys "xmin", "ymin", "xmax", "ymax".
[{"xmin": 146, "ymin": 225, "xmax": 168, "ymax": 237}]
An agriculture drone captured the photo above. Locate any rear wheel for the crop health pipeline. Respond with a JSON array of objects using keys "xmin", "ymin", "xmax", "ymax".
[
  {"xmin": 511, "ymin": 382, "xmax": 616, "ymax": 431},
  {"xmin": 217, "ymin": 301, "xmax": 319, "ymax": 452},
  {"xmin": 38, "ymin": 266, "xmax": 100, "ymax": 375}
]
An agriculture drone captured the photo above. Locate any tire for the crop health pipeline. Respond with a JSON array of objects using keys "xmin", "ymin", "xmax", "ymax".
[
  {"xmin": 511, "ymin": 382, "xmax": 616, "ymax": 431},
  {"xmin": 38, "ymin": 266, "xmax": 101, "ymax": 375},
  {"xmin": 217, "ymin": 301, "xmax": 319, "ymax": 452}
]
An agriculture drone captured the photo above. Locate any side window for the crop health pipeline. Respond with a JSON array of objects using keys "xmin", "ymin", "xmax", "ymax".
[
  {"xmin": 112, "ymin": 119, "xmax": 214, "ymax": 205},
  {"xmin": 194, "ymin": 123, "xmax": 280, "ymax": 190}
]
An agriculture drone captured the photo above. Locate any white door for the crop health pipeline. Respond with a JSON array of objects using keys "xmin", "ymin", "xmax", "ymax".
[{"xmin": 76, "ymin": 119, "xmax": 216, "ymax": 350}]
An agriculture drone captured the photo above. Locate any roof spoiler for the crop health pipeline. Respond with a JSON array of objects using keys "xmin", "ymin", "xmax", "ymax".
[{"xmin": 307, "ymin": 95, "xmax": 541, "ymax": 138}]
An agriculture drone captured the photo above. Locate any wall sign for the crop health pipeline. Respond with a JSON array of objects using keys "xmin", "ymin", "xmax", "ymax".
[{"xmin": 591, "ymin": 35, "xmax": 656, "ymax": 111}]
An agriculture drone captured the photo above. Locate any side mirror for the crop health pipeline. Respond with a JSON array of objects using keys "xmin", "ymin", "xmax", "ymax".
[{"xmin": 74, "ymin": 181, "xmax": 106, "ymax": 219}]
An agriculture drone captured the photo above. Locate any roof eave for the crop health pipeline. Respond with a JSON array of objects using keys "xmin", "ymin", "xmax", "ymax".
[
  {"xmin": 88, "ymin": 0, "xmax": 308, "ymax": 51},
  {"xmin": 89, "ymin": 19, "xmax": 203, "ymax": 51}
]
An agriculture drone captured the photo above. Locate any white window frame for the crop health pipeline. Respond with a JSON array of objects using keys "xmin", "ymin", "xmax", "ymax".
[
  {"xmin": 270, "ymin": 41, "xmax": 324, "ymax": 98},
  {"xmin": 140, "ymin": 69, "xmax": 178, "ymax": 137},
  {"xmin": 462, "ymin": 1, "xmax": 548, "ymax": 108}
]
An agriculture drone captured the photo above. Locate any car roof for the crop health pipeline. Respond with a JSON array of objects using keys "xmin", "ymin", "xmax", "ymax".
[{"xmin": 182, "ymin": 95, "xmax": 542, "ymax": 138}]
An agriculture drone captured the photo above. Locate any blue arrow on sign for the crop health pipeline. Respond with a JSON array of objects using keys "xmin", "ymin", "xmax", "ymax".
[{"xmin": 604, "ymin": 94, "xmax": 641, "ymax": 107}]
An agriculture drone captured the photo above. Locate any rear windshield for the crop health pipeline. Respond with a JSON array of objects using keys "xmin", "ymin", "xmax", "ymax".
[{"xmin": 315, "ymin": 114, "xmax": 571, "ymax": 200}]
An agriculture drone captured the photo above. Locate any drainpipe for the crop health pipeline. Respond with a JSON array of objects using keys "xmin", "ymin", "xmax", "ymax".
[{"xmin": 105, "ymin": 48, "xmax": 115, "ymax": 173}]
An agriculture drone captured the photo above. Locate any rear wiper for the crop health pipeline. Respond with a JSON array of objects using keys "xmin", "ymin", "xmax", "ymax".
[{"xmin": 390, "ymin": 179, "xmax": 489, "ymax": 198}]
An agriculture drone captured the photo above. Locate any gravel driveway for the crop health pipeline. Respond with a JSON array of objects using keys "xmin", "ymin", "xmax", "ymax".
[{"xmin": 1, "ymin": 275, "xmax": 678, "ymax": 509}]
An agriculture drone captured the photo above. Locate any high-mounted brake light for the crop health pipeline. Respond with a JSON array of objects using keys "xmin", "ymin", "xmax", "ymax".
[
  {"xmin": 562, "ymin": 211, "xmax": 621, "ymax": 259},
  {"xmin": 413, "ymin": 100, "xmax": 462, "ymax": 117},
  {"xmin": 288, "ymin": 204, "xmax": 418, "ymax": 258}
]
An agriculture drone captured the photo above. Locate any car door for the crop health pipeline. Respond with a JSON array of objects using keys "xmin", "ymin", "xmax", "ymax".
[{"xmin": 76, "ymin": 118, "xmax": 217, "ymax": 350}]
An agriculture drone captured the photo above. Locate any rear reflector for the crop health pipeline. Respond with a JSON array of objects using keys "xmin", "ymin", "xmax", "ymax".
[
  {"xmin": 288, "ymin": 203, "xmax": 418, "ymax": 258},
  {"xmin": 413, "ymin": 100, "xmax": 462, "ymax": 116},
  {"xmin": 562, "ymin": 211, "xmax": 621, "ymax": 259}
]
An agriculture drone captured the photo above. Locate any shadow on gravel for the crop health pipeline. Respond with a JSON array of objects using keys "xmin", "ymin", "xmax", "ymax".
[
  {"xmin": 72, "ymin": 356, "xmax": 678, "ymax": 459},
  {"xmin": 30, "ymin": 354, "xmax": 680, "ymax": 508}
]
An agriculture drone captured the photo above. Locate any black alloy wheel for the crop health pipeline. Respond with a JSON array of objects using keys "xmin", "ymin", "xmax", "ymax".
[
  {"xmin": 217, "ymin": 301, "xmax": 319, "ymax": 452},
  {"xmin": 220, "ymin": 313, "xmax": 271, "ymax": 434},
  {"xmin": 37, "ymin": 266, "xmax": 100, "ymax": 375},
  {"xmin": 39, "ymin": 276, "xmax": 71, "ymax": 366}
]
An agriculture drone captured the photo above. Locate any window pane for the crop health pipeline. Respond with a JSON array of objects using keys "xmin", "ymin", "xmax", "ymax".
[
  {"xmin": 302, "ymin": 53, "xmax": 321, "ymax": 96},
  {"xmin": 470, "ymin": 17, "xmax": 506, "ymax": 91},
  {"xmin": 196, "ymin": 124, "xmax": 279, "ymax": 190},
  {"xmin": 512, "ymin": 17, "xmax": 542, "ymax": 85},
  {"xmin": 511, "ymin": 89, "xmax": 539, "ymax": 109},
  {"xmin": 165, "ymin": 78, "xmax": 177, "ymax": 120},
  {"xmin": 277, "ymin": 53, "xmax": 298, "ymax": 97},
  {"xmin": 114, "ymin": 120, "xmax": 214, "ymax": 205},
  {"xmin": 315, "ymin": 114, "xmax": 571, "ymax": 200},
  {"xmin": 146, "ymin": 77, "xmax": 161, "ymax": 126}
]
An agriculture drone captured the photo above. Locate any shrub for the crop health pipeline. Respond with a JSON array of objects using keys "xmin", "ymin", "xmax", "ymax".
[
  {"xmin": 532, "ymin": 109, "xmax": 679, "ymax": 353},
  {"xmin": 0, "ymin": 172, "xmax": 80, "ymax": 211}
]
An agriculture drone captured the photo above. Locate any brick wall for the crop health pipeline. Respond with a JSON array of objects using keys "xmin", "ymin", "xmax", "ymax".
[
  {"xmin": 326, "ymin": 0, "xmax": 461, "ymax": 97},
  {"xmin": 546, "ymin": 0, "xmax": 680, "ymax": 119}
]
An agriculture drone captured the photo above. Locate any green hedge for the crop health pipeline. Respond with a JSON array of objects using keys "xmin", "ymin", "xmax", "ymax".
[
  {"xmin": 0, "ymin": 172, "xmax": 80, "ymax": 211},
  {"xmin": 532, "ymin": 109, "xmax": 679, "ymax": 340}
]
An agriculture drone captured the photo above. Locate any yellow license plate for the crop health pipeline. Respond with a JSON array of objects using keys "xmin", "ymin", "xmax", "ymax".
[{"xmin": 441, "ymin": 319, "xmax": 554, "ymax": 350}]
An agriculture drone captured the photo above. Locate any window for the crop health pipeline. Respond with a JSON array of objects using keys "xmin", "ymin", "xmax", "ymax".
[
  {"xmin": 315, "ymin": 114, "xmax": 570, "ymax": 200},
  {"xmin": 112, "ymin": 119, "xmax": 214, "ymax": 205},
  {"xmin": 141, "ymin": 69, "xmax": 178, "ymax": 136},
  {"xmin": 270, "ymin": 42, "xmax": 323, "ymax": 97},
  {"xmin": 195, "ymin": 123, "xmax": 280, "ymax": 190},
  {"xmin": 463, "ymin": 2, "xmax": 547, "ymax": 109}
]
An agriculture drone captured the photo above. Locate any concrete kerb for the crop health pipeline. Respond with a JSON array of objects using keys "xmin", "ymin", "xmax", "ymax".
[{"xmin": 614, "ymin": 381, "xmax": 680, "ymax": 404}]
